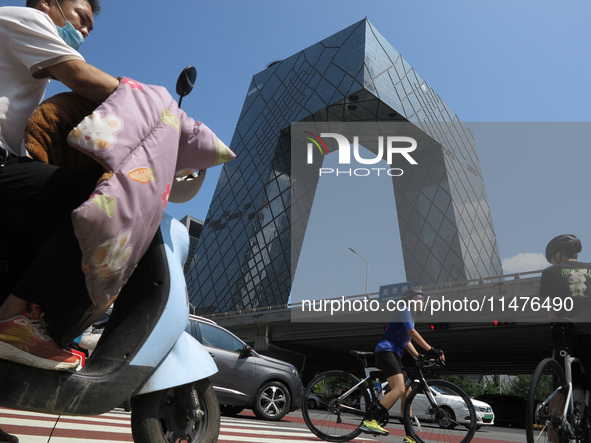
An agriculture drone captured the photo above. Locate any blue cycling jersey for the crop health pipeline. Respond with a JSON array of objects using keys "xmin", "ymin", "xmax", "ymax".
[{"xmin": 375, "ymin": 308, "xmax": 414, "ymax": 357}]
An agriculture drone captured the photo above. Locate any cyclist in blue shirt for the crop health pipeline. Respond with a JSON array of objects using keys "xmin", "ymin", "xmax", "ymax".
[{"xmin": 360, "ymin": 288, "xmax": 445, "ymax": 439}]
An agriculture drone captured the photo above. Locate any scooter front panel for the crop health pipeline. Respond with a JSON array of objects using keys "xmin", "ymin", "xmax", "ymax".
[
  {"xmin": 128, "ymin": 215, "xmax": 191, "ymax": 368},
  {"xmin": 135, "ymin": 331, "xmax": 217, "ymax": 395}
]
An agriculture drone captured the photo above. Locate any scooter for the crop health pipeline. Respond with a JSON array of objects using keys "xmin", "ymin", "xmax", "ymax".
[{"xmin": 0, "ymin": 68, "xmax": 221, "ymax": 443}]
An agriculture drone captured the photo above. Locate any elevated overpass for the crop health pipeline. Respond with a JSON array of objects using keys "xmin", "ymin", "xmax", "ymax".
[{"xmin": 204, "ymin": 272, "xmax": 553, "ymax": 382}]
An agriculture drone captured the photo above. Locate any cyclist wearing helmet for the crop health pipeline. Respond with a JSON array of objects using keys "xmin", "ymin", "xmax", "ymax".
[
  {"xmin": 360, "ymin": 287, "xmax": 445, "ymax": 438},
  {"xmin": 540, "ymin": 234, "xmax": 591, "ymax": 390}
]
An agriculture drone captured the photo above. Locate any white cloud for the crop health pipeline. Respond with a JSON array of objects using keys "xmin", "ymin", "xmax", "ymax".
[{"xmin": 502, "ymin": 252, "xmax": 548, "ymax": 275}]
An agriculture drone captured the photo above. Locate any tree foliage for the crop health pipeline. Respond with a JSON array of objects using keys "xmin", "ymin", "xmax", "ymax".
[
  {"xmin": 502, "ymin": 375, "xmax": 533, "ymax": 399},
  {"xmin": 441, "ymin": 375, "xmax": 484, "ymax": 398},
  {"xmin": 441, "ymin": 374, "xmax": 543, "ymax": 400}
]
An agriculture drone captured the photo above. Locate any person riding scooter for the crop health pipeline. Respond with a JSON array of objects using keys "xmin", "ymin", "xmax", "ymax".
[
  {"xmin": 1, "ymin": 74, "xmax": 235, "ymax": 372},
  {"xmin": 0, "ymin": 68, "xmax": 229, "ymax": 443},
  {"xmin": 0, "ymin": 0, "xmax": 119, "ymax": 370}
]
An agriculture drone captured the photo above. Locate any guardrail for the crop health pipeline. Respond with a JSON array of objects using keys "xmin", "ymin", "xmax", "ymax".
[{"xmin": 205, "ymin": 269, "xmax": 545, "ymax": 320}]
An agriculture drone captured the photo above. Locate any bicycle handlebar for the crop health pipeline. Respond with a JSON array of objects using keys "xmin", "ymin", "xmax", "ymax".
[{"xmin": 415, "ymin": 354, "xmax": 445, "ymax": 369}]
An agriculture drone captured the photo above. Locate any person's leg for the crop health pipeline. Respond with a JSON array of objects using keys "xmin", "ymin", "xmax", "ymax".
[
  {"xmin": 0, "ymin": 157, "xmax": 96, "ymax": 226},
  {"xmin": 0, "ymin": 222, "xmax": 35, "ymax": 306},
  {"xmin": 0, "ymin": 158, "xmax": 54, "ymax": 303},
  {"xmin": 0, "ymin": 157, "xmax": 97, "ymax": 370},
  {"xmin": 380, "ymin": 373, "xmax": 406, "ymax": 410},
  {"xmin": 0, "ymin": 296, "xmax": 27, "ymax": 320},
  {"xmin": 0, "ymin": 157, "xmax": 96, "ymax": 302},
  {"xmin": 9, "ymin": 213, "xmax": 89, "ymax": 313},
  {"xmin": 6, "ymin": 211, "xmax": 93, "ymax": 347},
  {"xmin": 360, "ymin": 352, "xmax": 406, "ymax": 436},
  {"xmin": 0, "ymin": 158, "xmax": 96, "ymax": 303},
  {"xmin": 361, "ymin": 373, "xmax": 404, "ymax": 433}
]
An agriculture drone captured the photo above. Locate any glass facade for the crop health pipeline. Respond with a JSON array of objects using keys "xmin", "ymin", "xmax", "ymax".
[{"xmin": 186, "ymin": 19, "xmax": 502, "ymax": 314}]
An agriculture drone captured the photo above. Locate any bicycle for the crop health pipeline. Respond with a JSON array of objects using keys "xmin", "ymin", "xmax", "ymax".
[
  {"xmin": 526, "ymin": 334, "xmax": 589, "ymax": 443},
  {"xmin": 301, "ymin": 350, "xmax": 477, "ymax": 442}
]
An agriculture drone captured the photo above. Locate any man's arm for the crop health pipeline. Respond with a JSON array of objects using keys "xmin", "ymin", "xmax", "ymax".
[
  {"xmin": 405, "ymin": 341, "xmax": 420, "ymax": 358},
  {"xmin": 46, "ymin": 59, "xmax": 119, "ymax": 104},
  {"xmin": 407, "ymin": 329, "xmax": 431, "ymax": 352},
  {"xmin": 408, "ymin": 328, "xmax": 446, "ymax": 361}
]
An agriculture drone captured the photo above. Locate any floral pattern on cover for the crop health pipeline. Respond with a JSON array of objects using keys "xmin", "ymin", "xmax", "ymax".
[{"xmin": 68, "ymin": 77, "xmax": 235, "ymax": 311}]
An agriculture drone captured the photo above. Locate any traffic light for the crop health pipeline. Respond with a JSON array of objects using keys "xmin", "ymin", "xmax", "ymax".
[
  {"xmin": 429, "ymin": 324, "xmax": 449, "ymax": 331},
  {"xmin": 492, "ymin": 320, "xmax": 515, "ymax": 326}
]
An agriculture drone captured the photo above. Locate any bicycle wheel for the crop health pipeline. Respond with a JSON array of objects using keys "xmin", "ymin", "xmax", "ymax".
[
  {"xmin": 302, "ymin": 370, "xmax": 370, "ymax": 442},
  {"xmin": 403, "ymin": 379, "xmax": 477, "ymax": 443},
  {"xmin": 526, "ymin": 358, "xmax": 568, "ymax": 443}
]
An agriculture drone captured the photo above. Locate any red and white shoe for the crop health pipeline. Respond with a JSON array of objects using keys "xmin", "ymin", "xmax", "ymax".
[{"xmin": 0, "ymin": 305, "xmax": 81, "ymax": 371}]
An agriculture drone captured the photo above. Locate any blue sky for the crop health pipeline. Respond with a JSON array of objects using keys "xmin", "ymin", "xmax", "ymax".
[{"xmin": 8, "ymin": 0, "xmax": 590, "ymax": 298}]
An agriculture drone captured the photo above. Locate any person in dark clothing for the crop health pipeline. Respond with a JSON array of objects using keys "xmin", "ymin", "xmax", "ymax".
[
  {"xmin": 539, "ymin": 234, "xmax": 591, "ymax": 443},
  {"xmin": 0, "ymin": 0, "xmax": 118, "ymax": 371},
  {"xmin": 540, "ymin": 234, "xmax": 591, "ymax": 389}
]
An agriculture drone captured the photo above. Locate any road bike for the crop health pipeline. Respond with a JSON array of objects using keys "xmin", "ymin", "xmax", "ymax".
[
  {"xmin": 301, "ymin": 350, "xmax": 477, "ymax": 442},
  {"xmin": 526, "ymin": 331, "xmax": 590, "ymax": 443}
]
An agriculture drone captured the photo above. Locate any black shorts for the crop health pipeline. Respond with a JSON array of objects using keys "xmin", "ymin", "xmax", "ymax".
[{"xmin": 375, "ymin": 351, "xmax": 404, "ymax": 379}]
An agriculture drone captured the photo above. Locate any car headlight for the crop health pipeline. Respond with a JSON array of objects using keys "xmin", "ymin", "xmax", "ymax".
[{"xmin": 289, "ymin": 366, "xmax": 299, "ymax": 377}]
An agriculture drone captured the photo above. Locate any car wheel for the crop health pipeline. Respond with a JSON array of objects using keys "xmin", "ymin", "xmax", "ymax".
[
  {"xmin": 220, "ymin": 405, "xmax": 244, "ymax": 416},
  {"xmin": 307, "ymin": 398, "xmax": 317, "ymax": 409},
  {"xmin": 253, "ymin": 381, "xmax": 291, "ymax": 421}
]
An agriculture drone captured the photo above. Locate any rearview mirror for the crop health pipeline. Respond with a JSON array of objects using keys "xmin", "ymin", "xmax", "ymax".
[
  {"xmin": 176, "ymin": 65, "xmax": 197, "ymax": 108},
  {"xmin": 241, "ymin": 345, "xmax": 254, "ymax": 357}
]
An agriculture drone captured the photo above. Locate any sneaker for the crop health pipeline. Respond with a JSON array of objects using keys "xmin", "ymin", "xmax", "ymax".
[
  {"xmin": 0, "ymin": 305, "xmax": 81, "ymax": 371},
  {"xmin": 403, "ymin": 437, "xmax": 417, "ymax": 443},
  {"xmin": 360, "ymin": 419, "xmax": 389, "ymax": 436}
]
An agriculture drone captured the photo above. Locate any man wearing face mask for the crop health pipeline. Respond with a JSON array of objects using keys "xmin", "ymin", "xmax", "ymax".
[{"xmin": 0, "ymin": 0, "xmax": 119, "ymax": 381}]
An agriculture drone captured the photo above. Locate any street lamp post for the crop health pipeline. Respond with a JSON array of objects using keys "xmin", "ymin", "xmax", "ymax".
[{"xmin": 349, "ymin": 247, "xmax": 369, "ymax": 299}]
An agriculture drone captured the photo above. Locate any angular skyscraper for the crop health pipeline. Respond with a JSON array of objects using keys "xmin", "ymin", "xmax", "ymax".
[{"xmin": 186, "ymin": 19, "xmax": 503, "ymax": 314}]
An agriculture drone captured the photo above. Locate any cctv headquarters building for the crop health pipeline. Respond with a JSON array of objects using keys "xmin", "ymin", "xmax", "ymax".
[{"xmin": 185, "ymin": 19, "xmax": 502, "ymax": 315}]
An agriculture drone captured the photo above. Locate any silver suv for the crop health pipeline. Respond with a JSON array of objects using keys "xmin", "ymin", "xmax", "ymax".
[{"xmin": 186, "ymin": 315, "xmax": 303, "ymax": 420}]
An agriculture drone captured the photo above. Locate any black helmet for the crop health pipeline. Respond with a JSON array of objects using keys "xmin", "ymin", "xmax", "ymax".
[
  {"xmin": 403, "ymin": 287, "xmax": 424, "ymax": 301},
  {"xmin": 545, "ymin": 234, "xmax": 582, "ymax": 263}
]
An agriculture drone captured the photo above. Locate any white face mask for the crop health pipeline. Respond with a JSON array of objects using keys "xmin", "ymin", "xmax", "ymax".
[{"xmin": 54, "ymin": 1, "xmax": 84, "ymax": 50}]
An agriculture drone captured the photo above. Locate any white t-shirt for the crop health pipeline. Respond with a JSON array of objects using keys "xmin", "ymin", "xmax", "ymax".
[{"xmin": 0, "ymin": 6, "xmax": 84, "ymax": 156}]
